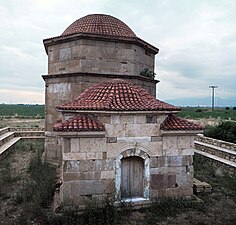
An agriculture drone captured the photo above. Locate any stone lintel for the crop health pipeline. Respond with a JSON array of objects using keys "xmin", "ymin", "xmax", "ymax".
[
  {"xmin": 55, "ymin": 131, "xmax": 105, "ymax": 138},
  {"xmin": 117, "ymin": 136, "xmax": 151, "ymax": 142},
  {"xmin": 161, "ymin": 130, "xmax": 202, "ymax": 136},
  {"xmin": 151, "ymin": 136, "xmax": 162, "ymax": 142}
]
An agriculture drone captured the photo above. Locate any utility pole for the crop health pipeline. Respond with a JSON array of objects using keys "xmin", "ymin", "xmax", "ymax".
[{"xmin": 209, "ymin": 85, "xmax": 218, "ymax": 111}]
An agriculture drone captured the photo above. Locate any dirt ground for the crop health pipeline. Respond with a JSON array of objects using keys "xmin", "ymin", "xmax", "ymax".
[{"xmin": 0, "ymin": 118, "xmax": 44, "ymax": 128}]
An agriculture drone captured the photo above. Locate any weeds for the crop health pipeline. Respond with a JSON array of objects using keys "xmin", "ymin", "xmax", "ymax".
[
  {"xmin": 14, "ymin": 140, "xmax": 44, "ymax": 154},
  {"xmin": 0, "ymin": 160, "xmax": 19, "ymax": 199},
  {"xmin": 16, "ymin": 150, "xmax": 56, "ymax": 224}
]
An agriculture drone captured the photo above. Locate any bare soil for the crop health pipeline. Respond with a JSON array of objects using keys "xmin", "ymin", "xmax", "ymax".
[{"xmin": 0, "ymin": 118, "xmax": 44, "ymax": 128}]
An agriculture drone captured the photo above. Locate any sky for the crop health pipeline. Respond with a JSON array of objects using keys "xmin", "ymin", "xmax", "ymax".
[{"xmin": 0, "ymin": 0, "xmax": 235, "ymax": 105}]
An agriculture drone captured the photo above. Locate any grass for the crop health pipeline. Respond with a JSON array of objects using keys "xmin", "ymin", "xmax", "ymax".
[{"xmin": 177, "ymin": 107, "xmax": 236, "ymax": 120}]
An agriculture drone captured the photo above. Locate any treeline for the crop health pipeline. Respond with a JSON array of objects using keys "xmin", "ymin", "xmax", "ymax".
[{"xmin": 0, "ymin": 104, "xmax": 44, "ymax": 118}]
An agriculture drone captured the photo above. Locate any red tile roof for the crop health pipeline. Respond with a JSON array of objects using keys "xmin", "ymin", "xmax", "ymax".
[
  {"xmin": 57, "ymin": 79, "xmax": 180, "ymax": 112},
  {"xmin": 161, "ymin": 114, "xmax": 203, "ymax": 131},
  {"xmin": 61, "ymin": 14, "xmax": 136, "ymax": 38},
  {"xmin": 53, "ymin": 114, "xmax": 105, "ymax": 132}
]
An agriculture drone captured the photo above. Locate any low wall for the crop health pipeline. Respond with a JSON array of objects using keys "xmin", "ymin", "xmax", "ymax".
[
  {"xmin": 194, "ymin": 154, "xmax": 236, "ymax": 176},
  {"xmin": 194, "ymin": 135, "xmax": 236, "ymax": 175},
  {"xmin": 195, "ymin": 134, "xmax": 236, "ymax": 151}
]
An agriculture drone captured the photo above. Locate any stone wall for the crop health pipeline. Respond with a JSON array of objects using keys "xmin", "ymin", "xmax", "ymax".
[
  {"xmin": 47, "ymin": 39, "xmax": 155, "ymax": 76},
  {"xmin": 195, "ymin": 134, "xmax": 236, "ymax": 151},
  {"xmin": 194, "ymin": 154, "xmax": 236, "ymax": 175},
  {"xmin": 58, "ymin": 113, "xmax": 196, "ymax": 206}
]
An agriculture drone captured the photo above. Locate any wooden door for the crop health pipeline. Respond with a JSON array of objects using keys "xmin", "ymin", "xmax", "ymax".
[{"xmin": 121, "ymin": 156, "xmax": 144, "ymax": 198}]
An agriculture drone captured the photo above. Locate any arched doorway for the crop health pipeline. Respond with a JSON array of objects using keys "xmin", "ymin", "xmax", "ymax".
[
  {"xmin": 115, "ymin": 148, "xmax": 150, "ymax": 201},
  {"xmin": 121, "ymin": 156, "xmax": 144, "ymax": 198}
]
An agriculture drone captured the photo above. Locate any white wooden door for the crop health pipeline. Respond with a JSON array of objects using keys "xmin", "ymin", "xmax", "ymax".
[{"xmin": 121, "ymin": 156, "xmax": 144, "ymax": 198}]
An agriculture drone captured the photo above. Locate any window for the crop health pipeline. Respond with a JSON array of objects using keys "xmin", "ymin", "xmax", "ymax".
[{"xmin": 146, "ymin": 115, "xmax": 157, "ymax": 123}]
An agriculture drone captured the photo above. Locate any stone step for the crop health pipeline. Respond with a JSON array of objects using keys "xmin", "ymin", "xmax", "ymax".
[
  {"xmin": 0, "ymin": 132, "xmax": 15, "ymax": 147},
  {"xmin": 0, "ymin": 137, "xmax": 21, "ymax": 160},
  {"xmin": 193, "ymin": 178, "xmax": 212, "ymax": 194},
  {"xmin": 194, "ymin": 149, "xmax": 236, "ymax": 168},
  {"xmin": 0, "ymin": 127, "xmax": 9, "ymax": 136}
]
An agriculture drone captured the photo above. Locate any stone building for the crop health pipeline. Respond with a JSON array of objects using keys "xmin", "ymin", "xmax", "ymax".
[
  {"xmin": 43, "ymin": 14, "xmax": 203, "ymax": 206},
  {"xmin": 43, "ymin": 14, "xmax": 159, "ymax": 163}
]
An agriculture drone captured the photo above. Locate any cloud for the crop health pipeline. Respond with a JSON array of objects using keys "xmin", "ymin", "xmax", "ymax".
[
  {"xmin": 0, "ymin": 0, "xmax": 235, "ymax": 104},
  {"xmin": 0, "ymin": 89, "xmax": 44, "ymax": 104}
]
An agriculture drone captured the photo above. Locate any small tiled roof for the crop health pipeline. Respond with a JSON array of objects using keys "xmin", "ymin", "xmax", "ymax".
[
  {"xmin": 161, "ymin": 114, "xmax": 203, "ymax": 131},
  {"xmin": 61, "ymin": 14, "xmax": 136, "ymax": 38},
  {"xmin": 57, "ymin": 79, "xmax": 180, "ymax": 112},
  {"xmin": 53, "ymin": 114, "xmax": 105, "ymax": 132}
]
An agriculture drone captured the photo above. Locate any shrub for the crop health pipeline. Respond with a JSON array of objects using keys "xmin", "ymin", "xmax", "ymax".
[{"xmin": 204, "ymin": 122, "xmax": 236, "ymax": 143}]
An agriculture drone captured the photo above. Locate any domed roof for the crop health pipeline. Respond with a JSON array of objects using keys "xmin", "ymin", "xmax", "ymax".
[
  {"xmin": 61, "ymin": 14, "xmax": 136, "ymax": 38},
  {"xmin": 57, "ymin": 79, "xmax": 179, "ymax": 111}
]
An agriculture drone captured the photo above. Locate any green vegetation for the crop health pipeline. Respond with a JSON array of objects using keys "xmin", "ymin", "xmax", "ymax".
[
  {"xmin": 204, "ymin": 121, "xmax": 236, "ymax": 143},
  {"xmin": 16, "ymin": 149, "xmax": 57, "ymax": 224},
  {"xmin": 194, "ymin": 154, "xmax": 236, "ymax": 197},
  {"xmin": 140, "ymin": 68, "xmax": 156, "ymax": 79},
  {"xmin": 0, "ymin": 104, "xmax": 44, "ymax": 118},
  {"xmin": 177, "ymin": 107, "xmax": 236, "ymax": 120}
]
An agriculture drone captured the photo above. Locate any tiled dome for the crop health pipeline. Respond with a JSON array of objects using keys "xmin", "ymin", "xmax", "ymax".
[
  {"xmin": 57, "ymin": 79, "xmax": 179, "ymax": 111},
  {"xmin": 61, "ymin": 14, "xmax": 136, "ymax": 38}
]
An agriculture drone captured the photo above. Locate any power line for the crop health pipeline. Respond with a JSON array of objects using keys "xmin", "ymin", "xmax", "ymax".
[{"xmin": 209, "ymin": 85, "xmax": 218, "ymax": 111}]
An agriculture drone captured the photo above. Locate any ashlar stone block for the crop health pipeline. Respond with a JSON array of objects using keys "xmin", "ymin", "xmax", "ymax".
[
  {"xmin": 177, "ymin": 136, "xmax": 191, "ymax": 149},
  {"xmin": 105, "ymin": 124, "xmax": 126, "ymax": 137},
  {"xmin": 140, "ymin": 124, "xmax": 160, "ymax": 136},
  {"xmin": 101, "ymin": 170, "xmax": 115, "ymax": 179},
  {"xmin": 79, "ymin": 138, "xmax": 106, "ymax": 152},
  {"xmin": 120, "ymin": 115, "xmax": 134, "ymax": 124},
  {"xmin": 125, "ymin": 124, "xmax": 141, "ymax": 137},
  {"xmin": 163, "ymin": 136, "xmax": 178, "ymax": 150}
]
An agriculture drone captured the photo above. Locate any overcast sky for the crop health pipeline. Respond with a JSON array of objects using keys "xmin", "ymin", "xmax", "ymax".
[{"xmin": 0, "ymin": 0, "xmax": 235, "ymax": 104}]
